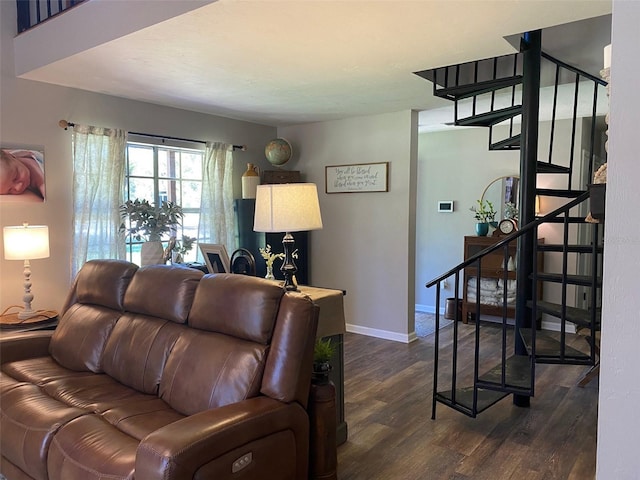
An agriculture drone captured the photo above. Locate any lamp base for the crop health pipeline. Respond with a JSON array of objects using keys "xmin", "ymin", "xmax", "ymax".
[
  {"xmin": 281, "ymin": 232, "xmax": 298, "ymax": 291},
  {"xmin": 17, "ymin": 308, "xmax": 39, "ymax": 320}
]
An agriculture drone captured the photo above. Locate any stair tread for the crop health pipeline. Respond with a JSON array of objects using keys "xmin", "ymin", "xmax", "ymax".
[
  {"xmin": 536, "ymin": 272, "xmax": 602, "ymax": 286},
  {"xmin": 536, "ymin": 188, "xmax": 587, "ymax": 198},
  {"xmin": 528, "ymin": 300, "xmax": 601, "ymax": 328},
  {"xmin": 538, "ymin": 216, "xmax": 592, "ymax": 224},
  {"xmin": 537, "ymin": 162, "xmax": 571, "ymax": 174},
  {"xmin": 537, "ymin": 244, "xmax": 603, "ymax": 253},
  {"xmin": 490, "ymin": 134, "xmax": 521, "ymax": 151},
  {"xmin": 520, "ymin": 328, "xmax": 592, "ymax": 364},
  {"xmin": 477, "ymin": 355, "xmax": 532, "ymax": 393},
  {"xmin": 436, "ymin": 387, "xmax": 509, "ymax": 417},
  {"xmin": 456, "ymin": 105, "xmax": 522, "ymax": 127},
  {"xmin": 434, "ymin": 75, "xmax": 523, "ymax": 100}
]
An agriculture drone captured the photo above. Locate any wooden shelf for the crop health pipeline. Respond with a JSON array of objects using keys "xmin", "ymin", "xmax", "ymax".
[{"xmin": 461, "ymin": 236, "xmax": 544, "ymax": 324}]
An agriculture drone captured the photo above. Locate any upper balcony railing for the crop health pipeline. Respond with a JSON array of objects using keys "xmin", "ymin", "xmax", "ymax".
[{"xmin": 16, "ymin": 0, "xmax": 86, "ymax": 33}]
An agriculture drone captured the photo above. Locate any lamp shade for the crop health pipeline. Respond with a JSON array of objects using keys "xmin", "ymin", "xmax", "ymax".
[
  {"xmin": 3, "ymin": 224, "xmax": 50, "ymax": 260},
  {"xmin": 254, "ymin": 183, "xmax": 323, "ymax": 233}
]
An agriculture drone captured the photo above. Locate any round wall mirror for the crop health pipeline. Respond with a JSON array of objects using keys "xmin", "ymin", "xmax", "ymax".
[{"xmin": 480, "ymin": 175, "xmax": 519, "ymax": 221}]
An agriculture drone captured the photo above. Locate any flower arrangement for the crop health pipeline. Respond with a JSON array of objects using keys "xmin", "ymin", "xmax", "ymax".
[
  {"xmin": 504, "ymin": 202, "xmax": 518, "ymax": 221},
  {"xmin": 470, "ymin": 199, "xmax": 497, "ymax": 223},
  {"xmin": 259, "ymin": 244, "xmax": 285, "ymax": 269},
  {"xmin": 119, "ymin": 199, "xmax": 184, "ymax": 241}
]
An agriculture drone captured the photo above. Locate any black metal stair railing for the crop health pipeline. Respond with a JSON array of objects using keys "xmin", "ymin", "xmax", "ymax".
[
  {"xmin": 16, "ymin": 0, "xmax": 85, "ymax": 33},
  {"xmin": 426, "ymin": 191, "xmax": 601, "ymax": 419},
  {"xmin": 536, "ymin": 52, "xmax": 608, "ymax": 196}
]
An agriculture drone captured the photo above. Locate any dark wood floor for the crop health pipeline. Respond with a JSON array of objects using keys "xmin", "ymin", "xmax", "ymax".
[{"xmin": 337, "ymin": 323, "xmax": 598, "ymax": 480}]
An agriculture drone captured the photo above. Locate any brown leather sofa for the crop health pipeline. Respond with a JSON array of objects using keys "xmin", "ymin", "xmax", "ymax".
[{"xmin": 0, "ymin": 259, "xmax": 319, "ymax": 480}]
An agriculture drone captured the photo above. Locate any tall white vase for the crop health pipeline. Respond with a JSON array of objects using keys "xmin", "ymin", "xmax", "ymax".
[{"xmin": 141, "ymin": 241, "xmax": 164, "ymax": 266}]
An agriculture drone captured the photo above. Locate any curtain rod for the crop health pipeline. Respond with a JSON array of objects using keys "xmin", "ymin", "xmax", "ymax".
[{"xmin": 58, "ymin": 120, "xmax": 247, "ymax": 151}]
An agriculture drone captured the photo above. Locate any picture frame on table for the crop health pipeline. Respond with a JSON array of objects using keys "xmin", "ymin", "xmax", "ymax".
[{"xmin": 199, "ymin": 243, "xmax": 230, "ymax": 273}]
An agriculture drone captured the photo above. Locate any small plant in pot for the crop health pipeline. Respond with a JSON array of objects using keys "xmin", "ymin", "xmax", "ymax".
[
  {"xmin": 119, "ymin": 198, "xmax": 184, "ymax": 265},
  {"xmin": 312, "ymin": 338, "xmax": 335, "ymax": 384},
  {"xmin": 470, "ymin": 199, "xmax": 496, "ymax": 236}
]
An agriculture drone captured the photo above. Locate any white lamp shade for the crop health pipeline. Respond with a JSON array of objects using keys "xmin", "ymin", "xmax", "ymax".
[
  {"xmin": 254, "ymin": 183, "xmax": 323, "ymax": 233},
  {"xmin": 3, "ymin": 224, "xmax": 50, "ymax": 260}
]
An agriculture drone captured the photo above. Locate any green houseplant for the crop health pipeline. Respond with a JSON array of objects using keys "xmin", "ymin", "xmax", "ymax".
[
  {"xmin": 119, "ymin": 199, "xmax": 184, "ymax": 241},
  {"xmin": 470, "ymin": 199, "xmax": 496, "ymax": 236},
  {"xmin": 119, "ymin": 199, "xmax": 185, "ymax": 265},
  {"xmin": 312, "ymin": 338, "xmax": 336, "ymax": 384}
]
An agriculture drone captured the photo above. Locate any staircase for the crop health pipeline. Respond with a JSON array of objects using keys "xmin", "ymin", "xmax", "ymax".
[{"xmin": 418, "ymin": 31, "xmax": 607, "ymax": 418}]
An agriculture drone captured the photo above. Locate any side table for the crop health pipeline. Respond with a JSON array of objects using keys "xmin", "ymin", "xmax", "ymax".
[{"xmin": 0, "ymin": 311, "xmax": 58, "ymax": 334}]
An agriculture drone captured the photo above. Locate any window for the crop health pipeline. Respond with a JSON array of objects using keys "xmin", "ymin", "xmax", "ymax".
[{"xmin": 124, "ymin": 138, "xmax": 204, "ymax": 265}]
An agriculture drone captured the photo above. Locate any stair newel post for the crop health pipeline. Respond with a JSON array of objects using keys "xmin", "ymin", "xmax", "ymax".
[{"xmin": 515, "ymin": 30, "xmax": 542, "ymax": 408}]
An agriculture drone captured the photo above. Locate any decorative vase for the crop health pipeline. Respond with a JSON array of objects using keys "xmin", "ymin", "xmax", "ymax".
[
  {"xmin": 265, "ymin": 264, "xmax": 275, "ymax": 280},
  {"xmin": 141, "ymin": 241, "xmax": 165, "ymax": 266},
  {"xmin": 241, "ymin": 163, "xmax": 260, "ymax": 199},
  {"xmin": 475, "ymin": 222, "xmax": 489, "ymax": 236}
]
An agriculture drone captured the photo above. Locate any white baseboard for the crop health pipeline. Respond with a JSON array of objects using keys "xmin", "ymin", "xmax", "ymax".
[
  {"xmin": 415, "ymin": 304, "xmax": 445, "ymax": 315},
  {"xmin": 541, "ymin": 320, "xmax": 577, "ymax": 334},
  {"xmin": 346, "ymin": 323, "xmax": 418, "ymax": 344}
]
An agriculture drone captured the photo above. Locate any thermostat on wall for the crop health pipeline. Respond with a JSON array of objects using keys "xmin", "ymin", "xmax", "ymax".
[{"xmin": 438, "ymin": 201, "xmax": 454, "ymax": 213}]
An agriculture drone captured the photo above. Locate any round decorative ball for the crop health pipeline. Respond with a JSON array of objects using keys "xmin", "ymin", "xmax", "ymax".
[{"xmin": 264, "ymin": 138, "xmax": 292, "ymax": 166}]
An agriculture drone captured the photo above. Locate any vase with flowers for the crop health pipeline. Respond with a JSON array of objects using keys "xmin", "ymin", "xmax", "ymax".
[
  {"xmin": 259, "ymin": 244, "xmax": 284, "ymax": 280},
  {"xmin": 259, "ymin": 244, "xmax": 299, "ymax": 280},
  {"xmin": 470, "ymin": 199, "xmax": 497, "ymax": 236}
]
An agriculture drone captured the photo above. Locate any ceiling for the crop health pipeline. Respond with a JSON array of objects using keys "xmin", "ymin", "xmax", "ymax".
[{"xmin": 16, "ymin": 0, "xmax": 612, "ymax": 128}]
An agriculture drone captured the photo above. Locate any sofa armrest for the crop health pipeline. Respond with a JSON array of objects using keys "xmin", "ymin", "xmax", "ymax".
[
  {"xmin": 0, "ymin": 331, "xmax": 52, "ymax": 364},
  {"xmin": 136, "ymin": 396, "xmax": 309, "ymax": 480}
]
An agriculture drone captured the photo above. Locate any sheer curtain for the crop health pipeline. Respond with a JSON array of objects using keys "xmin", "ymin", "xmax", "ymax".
[
  {"xmin": 198, "ymin": 142, "xmax": 236, "ymax": 253},
  {"xmin": 71, "ymin": 124, "xmax": 127, "ymax": 277}
]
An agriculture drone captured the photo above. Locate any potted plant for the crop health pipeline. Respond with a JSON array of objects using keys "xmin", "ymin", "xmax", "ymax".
[
  {"xmin": 166, "ymin": 235, "xmax": 196, "ymax": 264},
  {"xmin": 119, "ymin": 198, "xmax": 184, "ymax": 265},
  {"xmin": 470, "ymin": 199, "xmax": 496, "ymax": 236},
  {"xmin": 312, "ymin": 338, "xmax": 335, "ymax": 385}
]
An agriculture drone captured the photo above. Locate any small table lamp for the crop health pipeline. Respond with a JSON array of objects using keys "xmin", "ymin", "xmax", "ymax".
[
  {"xmin": 254, "ymin": 183, "xmax": 323, "ymax": 291},
  {"xmin": 3, "ymin": 223, "xmax": 50, "ymax": 319}
]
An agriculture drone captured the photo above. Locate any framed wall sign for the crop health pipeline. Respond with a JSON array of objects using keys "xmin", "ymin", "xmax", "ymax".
[{"xmin": 325, "ymin": 162, "xmax": 389, "ymax": 194}]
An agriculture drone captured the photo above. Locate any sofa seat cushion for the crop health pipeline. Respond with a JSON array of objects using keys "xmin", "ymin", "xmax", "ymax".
[
  {"xmin": 101, "ymin": 398, "xmax": 185, "ymax": 441},
  {"xmin": 42, "ymin": 374, "xmax": 157, "ymax": 413},
  {"xmin": 0, "ymin": 371, "xmax": 27, "ymax": 395},
  {"xmin": 2, "ymin": 356, "xmax": 94, "ymax": 386},
  {"xmin": 160, "ymin": 329, "xmax": 268, "ymax": 415},
  {"xmin": 0, "ymin": 383, "xmax": 87, "ymax": 480},
  {"xmin": 47, "ymin": 414, "xmax": 137, "ymax": 480}
]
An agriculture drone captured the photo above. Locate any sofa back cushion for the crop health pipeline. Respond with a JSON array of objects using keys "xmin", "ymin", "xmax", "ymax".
[
  {"xmin": 101, "ymin": 265, "xmax": 202, "ymax": 394},
  {"xmin": 49, "ymin": 260, "xmax": 138, "ymax": 372},
  {"xmin": 102, "ymin": 315, "xmax": 184, "ymax": 395},
  {"xmin": 159, "ymin": 329, "xmax": 268, "ymax": 415},
  {"xmin": 261, "ymin": 292, "xmax": 319, "ymax": 407},
  {"xmin": 188, "ymin": 274, "xmax": 284, "ymax": 343},
  {"xmin": 158, "ymin": 274, "xmax": 283, "ymax": 415},
  {"xmin": 123, "ymin": 264, "xmax": 203, "ymax": 323}
]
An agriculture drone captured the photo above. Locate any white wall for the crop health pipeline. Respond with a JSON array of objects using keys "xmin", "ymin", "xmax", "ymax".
[
  {"xmin": 416, "ymin": 118, "xmax": 590, "ymax": 331},
  {"xmin": 597, "ymin": 1, "xmax": 640, "ymax": 477},
  {"xmin": 416, "ymin": 127, "xmax": 520, "ymax": 312},
  {"xmin": 0, "ymin": 1, "xmax": 276, "ymax": 313},
  {"xmin": 278, "ymin": 111, "xmax": 418, "ymax": 342}
]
